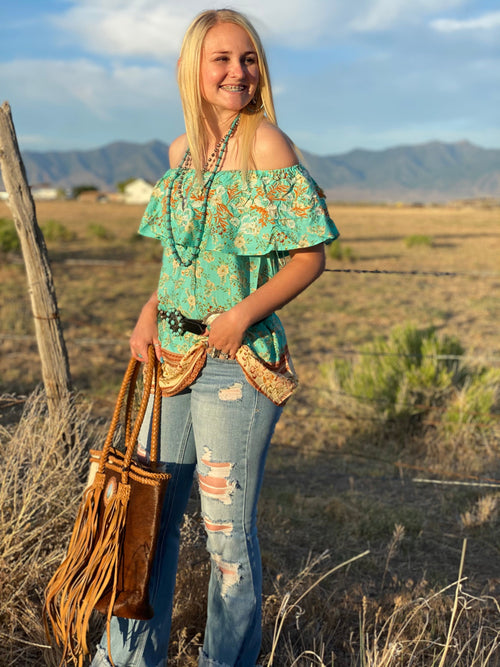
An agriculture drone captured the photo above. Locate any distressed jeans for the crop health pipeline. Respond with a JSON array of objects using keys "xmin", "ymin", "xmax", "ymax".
[{"xmin": 91, "ymin": 355, "xmax": 282, "ymax": 667}]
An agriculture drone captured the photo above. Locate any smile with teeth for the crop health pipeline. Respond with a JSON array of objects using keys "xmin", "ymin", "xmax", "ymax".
[{"xmin": 220, "ymin": 85, "xmax": 247, "ymax": 92}]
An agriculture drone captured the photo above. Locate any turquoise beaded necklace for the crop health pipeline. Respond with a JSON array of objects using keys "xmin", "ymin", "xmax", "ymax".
[{"xmin": 164, "ymin": 114, "xmax": 240, "ymax": 268}]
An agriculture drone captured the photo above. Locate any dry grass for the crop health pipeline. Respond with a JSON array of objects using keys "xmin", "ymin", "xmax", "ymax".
[
  {"xmin": 0, "ymin": 392, "xmax": 102, "ymax": 666},
  {"xmin": 4, "ymin": 399, "xmax": 497, "ymax": 667},
  {"xmin": 1, "ymin": 199, "xmax": 500, "ymax": 665}
]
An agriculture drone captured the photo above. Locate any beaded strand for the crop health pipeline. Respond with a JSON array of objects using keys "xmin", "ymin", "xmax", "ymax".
[{"xmin": 164, "ymin": 114, "xmax": 240, "ymax": 268}]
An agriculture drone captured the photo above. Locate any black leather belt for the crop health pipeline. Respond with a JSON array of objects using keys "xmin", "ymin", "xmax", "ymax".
[{"xmin": 158, "ymin": 308, "xmax": 205, "ymax": 335}]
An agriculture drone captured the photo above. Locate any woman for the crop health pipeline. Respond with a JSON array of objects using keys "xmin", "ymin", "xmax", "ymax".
[{"xmin": 92, "ymin": 8, "xmax": 338, "ymax": 667}]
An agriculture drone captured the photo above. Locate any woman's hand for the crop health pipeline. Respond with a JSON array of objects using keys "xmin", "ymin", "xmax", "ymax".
[
  {"xmin": 129, "ymin": 292, "xmax": 162, "ymax": 362},
  {"xmin": 204, "ymin": 245, "xmax": 326, "ymax": 359},
  {"xmin": 205, "ymin": 309, "xmax": 247, "ymax": 360}
]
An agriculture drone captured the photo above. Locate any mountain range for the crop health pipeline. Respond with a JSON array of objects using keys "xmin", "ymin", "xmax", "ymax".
[{"xmin": 7, "ymin": 139, "xmax": 500, "ymax": 203}]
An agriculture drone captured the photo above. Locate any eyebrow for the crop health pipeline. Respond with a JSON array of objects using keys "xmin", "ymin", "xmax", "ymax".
[{"xmin": 209, "ymin": 50, "xmax": 257, "ymax": 55}]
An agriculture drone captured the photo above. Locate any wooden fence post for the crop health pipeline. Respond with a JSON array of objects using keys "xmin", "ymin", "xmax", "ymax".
[{"xmin": 0, "ymin": 101, "xmax": 73, "ymax": 420}]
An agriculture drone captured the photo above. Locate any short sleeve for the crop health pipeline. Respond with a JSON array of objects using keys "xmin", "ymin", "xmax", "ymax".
[
  {"xmin": 222, "ymin": 164, "xmax": 339, "ymax": 255},
  {"xmin": 138, "ymin": 174, "xmax": 170, "ymax": 242}
]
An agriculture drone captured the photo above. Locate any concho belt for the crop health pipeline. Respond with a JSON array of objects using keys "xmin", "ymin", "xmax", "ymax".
[{"xmin": 158, "ymin": 308, "xmax": 221, "ymax": 336}]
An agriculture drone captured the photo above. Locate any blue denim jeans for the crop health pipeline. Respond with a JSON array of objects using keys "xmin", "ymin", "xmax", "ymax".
[{"xmin": 91, "ymin": 356, "xmax": 282, "ymax": 667}]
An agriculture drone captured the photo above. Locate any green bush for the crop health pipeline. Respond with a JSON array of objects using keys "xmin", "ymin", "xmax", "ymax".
[
  {"xmin": 41, "ymin": 219, "xmax": 76, "ymax": 242},
  {"xmin": 87, "ymin": 223, "xmax": 114, "ymax": 240},
  {"xmin": 331, "ymin": 324, "xmax": 467, "ymax": 419},
  {"xmin": 328, "ymin": 324, "xmax": 500, "ymax": 470},
  {"xmin": 0, "ymin": 217, "xmax": 20, "ymax": 253},
  {"xmin": 328, "ymin": 240, "xmax": 356, "ymax": 261},
  {"xmin": 405, "ymin": 234, "xmax": 433, "ymax": 248}
]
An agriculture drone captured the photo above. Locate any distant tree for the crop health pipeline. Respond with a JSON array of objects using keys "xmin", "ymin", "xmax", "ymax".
[
  {"xmin": 116, "ymin": 177, "xmax": 136, "ymax": 193},
  {"xmin": 73, "ymin": 185, "xmax": 98, "ymax": 198}
]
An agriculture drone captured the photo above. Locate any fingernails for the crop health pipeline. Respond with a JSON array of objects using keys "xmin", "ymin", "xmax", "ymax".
[
  {"xmin": 138, "ymin": 353, "xmax": 143, "ymax": 359},
  {"xmin": 160, "ymin": 357, "xmax": 164, "ymax": 363}
]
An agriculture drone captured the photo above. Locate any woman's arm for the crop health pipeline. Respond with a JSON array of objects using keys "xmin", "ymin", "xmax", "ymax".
[
  {"xmin": 208, "ymin": 123, "xmax": 326, "ymax": 358},
  {"xmin": 129, "ymin": 134, "xmax": 188, "ymax": 362},
  {"xmin": 129, "ymin": 290, "xmax": 162, "ymax": 362},
  {"xmin": 206, "ymin": 243, "xmax": 326, "ymax": 358}
]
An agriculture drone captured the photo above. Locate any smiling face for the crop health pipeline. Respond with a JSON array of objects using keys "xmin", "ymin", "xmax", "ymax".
[{"xmin": 200, "ymin": 22, "xmax": 260, "ymax": 118}]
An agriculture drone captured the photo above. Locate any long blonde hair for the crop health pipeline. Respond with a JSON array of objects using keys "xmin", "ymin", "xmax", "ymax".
[{"xmin": 177, "ymin": 9, "xmax": 277, "ymax": 178}]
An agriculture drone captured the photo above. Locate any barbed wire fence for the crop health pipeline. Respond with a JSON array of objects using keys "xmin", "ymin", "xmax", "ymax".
[
  {"xmin": 1, "ymin": 262, "xmax": 499, "ymax": 486},
  {"xmin": 325, "ymin": 268, "xmax": 500, "ymax": 277}
]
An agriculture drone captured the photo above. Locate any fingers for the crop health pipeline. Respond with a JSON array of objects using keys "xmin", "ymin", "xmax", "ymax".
[
  {"xmin": 206, "ymin": 333, "xmax": 239, "ymax": 360},
  {"xmin": 130, "ymin": 344, "xmax": 147, "ymax": 362},
  {"xmin": 207, "ymin": 345, "xmax": 238, "ymax": 360},
  {"xmin": 130, "ymin": 338, "xmax": 163, "ymax": 363},
  {"xmin": 152, "ymin": 339, "xmax": 164, "ymax": 362}
]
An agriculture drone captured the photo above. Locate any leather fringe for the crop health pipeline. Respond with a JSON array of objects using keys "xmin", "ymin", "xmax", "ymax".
[
  {"xmin": 43, "ymin": 348, "xmax": 164, "ymax": 666},
  {"xmin": 43, "ymin": 473, "xmax": 130, "ymax": 666}
]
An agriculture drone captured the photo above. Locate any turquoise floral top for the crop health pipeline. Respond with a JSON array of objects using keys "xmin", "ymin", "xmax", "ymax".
[{"xmin": 138, "ymin": 164, "xmax": 339, "ymax": 404}]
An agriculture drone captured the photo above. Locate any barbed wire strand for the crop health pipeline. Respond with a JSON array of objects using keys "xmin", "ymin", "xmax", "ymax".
[
  {"xmin": 5, "ymin": 254, "xmax": 500, "ymax": 278},
  {"xmin": 281, "ymin": 410, "xmax": 500, "ymax": 431},
  {"xmin": 324, "ymin": 268, "xmax": 500, "ymax": 277},
  {"xmin": 271, "ymin": 431, "xmax": 500, "ymax": 486},
  {"xmin": 312, "ymin": 385, "xmax": 500, "ymax": 422},
  {"xmin": 1, "ymin": 332, "xmax": 499, "ymax": 365},
  {"xmin": 329, "ymin": 349, "xmax": 500, "ymax": 363}
]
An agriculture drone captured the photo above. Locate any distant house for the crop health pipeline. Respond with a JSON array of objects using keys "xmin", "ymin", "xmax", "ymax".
[
  {"xmin": 0, "ymin": 185, "xmax": 60, "ymax": 201},
  {"xmin": 31, "ymin": 185, "xmax": 59, "ymax": 201},
  {"xmin": 124, "ymin": 178, "xmax": 154, "ymax": 205}
]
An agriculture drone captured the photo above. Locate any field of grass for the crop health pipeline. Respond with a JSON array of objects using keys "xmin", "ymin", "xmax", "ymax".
[{"xmin": 1, "ymin": 199, "xmax": 499, "ymax": 666}]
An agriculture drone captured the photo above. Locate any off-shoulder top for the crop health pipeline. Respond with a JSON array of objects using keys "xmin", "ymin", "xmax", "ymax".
[{"xmin": 138, "ymin": 164, "xmax": 339, "ymax": 405}]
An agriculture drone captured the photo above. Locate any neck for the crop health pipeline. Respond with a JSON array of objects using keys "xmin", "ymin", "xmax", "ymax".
[
  {"xmin": 202, "ymin": 107, "xmax": 240, "ymax": 143},
  {"xmin": 181, "ymin": 113, "xmax": 240, "ymax": 173}
]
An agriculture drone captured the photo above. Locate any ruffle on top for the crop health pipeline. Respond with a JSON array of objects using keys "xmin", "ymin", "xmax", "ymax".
[{"xmin": 139, "ymin": 164, "xmax": 339, "ymax": 256}]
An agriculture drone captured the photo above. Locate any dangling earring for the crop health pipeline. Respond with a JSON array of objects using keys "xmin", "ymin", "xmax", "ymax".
[{"xmin": 248, "ymin": 94, "xmax": 263, "ymax": 113}]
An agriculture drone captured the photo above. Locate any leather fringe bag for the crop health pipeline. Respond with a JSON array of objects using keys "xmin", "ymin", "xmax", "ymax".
[{"xmin": 43, "ymin": 347, "xmax": 171, "ymax": 666}]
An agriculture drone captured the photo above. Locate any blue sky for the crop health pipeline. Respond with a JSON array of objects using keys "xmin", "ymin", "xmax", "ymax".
[{"xmin": 1, "ymin": 0, "xmax": 499, "ymax": 155}]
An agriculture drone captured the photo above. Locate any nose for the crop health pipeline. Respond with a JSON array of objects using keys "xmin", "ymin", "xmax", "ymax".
[{"xmin": 229, "ymin": 58, "xmax": 245, "ymax": 79}]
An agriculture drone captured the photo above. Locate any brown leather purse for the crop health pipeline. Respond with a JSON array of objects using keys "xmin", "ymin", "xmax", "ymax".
[{"xmin": 43, "ymin": 347, "xmax": 170, "ymax": 665}]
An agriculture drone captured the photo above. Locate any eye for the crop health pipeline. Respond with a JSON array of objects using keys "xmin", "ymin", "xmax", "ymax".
[{"xmin": 244, "ymin": 56, "xmax": 257, "ymax": 65}]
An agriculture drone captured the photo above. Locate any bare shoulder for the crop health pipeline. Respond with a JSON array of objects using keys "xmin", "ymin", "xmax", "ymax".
[
  {"xmin": 252, "ymin": 119, "xmax": 299, "ymax": 170},
  {"xmin": 169, "ymin": 134, "xmax": 188, "ymax": 169}
]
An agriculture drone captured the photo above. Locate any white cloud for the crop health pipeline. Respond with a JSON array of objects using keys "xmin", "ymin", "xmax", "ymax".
[
  {"xmin": 52, "ymin": 0, "xmax": 341, "ymax": 56},
  {"xmin": 0, "ymin": 58, "xmax": 176, "ymax": 112},
  {"xmin": 348, "ymin": 0, "xmax": 464, "ymax": 32},
  {"xmin": 431, "ymin": 10, "xmax": 500, "ymax": 32},
  {"xmin": 50, "ymin": 0, "xmax": 474, "ymax": 59},
  {"xmin": 53, "ymin": 2, "xmax": 189, "ymax": 59},
  {"xmin": 1, "ymin": 57, "xmax": 184, "ymax": 151}
]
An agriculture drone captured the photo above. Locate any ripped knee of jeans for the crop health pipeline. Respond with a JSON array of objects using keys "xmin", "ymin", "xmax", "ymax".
[
  {"xmin": 197, "ymin": 447, "xmax": 236, "ymax": 505},
  {"xmin": 211, "ymin": 553, "xmax": 241, "ymax": 597}
]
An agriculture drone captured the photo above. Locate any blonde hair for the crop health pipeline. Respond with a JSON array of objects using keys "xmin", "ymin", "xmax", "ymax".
[{"xmin": 177, "ymin": 9, "xmax": 277, "ymax": 178}]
